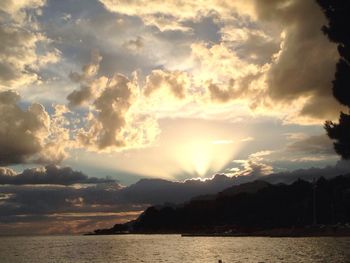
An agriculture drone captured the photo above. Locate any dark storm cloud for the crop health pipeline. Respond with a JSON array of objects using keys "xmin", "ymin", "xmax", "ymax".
[
  {"xmin": 0, "ymin": 183, "xmax": 126, "ymax": 218},
  {"xmin": 0, "ymin": 91, "xmax": 70, "ymax": 166},
  {"xmin": 287, "ymin": 134, "xmax": 335, "ymax": 155},
  {"xmin": 264, "ymin": 160, "xmax": 350, "ymax": 184},
  {"xmin": 0, "ymin": 91, "xmax": 49, "ymax": 165},
  {"xmin": 0, "ymin": 180, "xmax": 142, "ymax": 234},
  {"xmin": 256, "ymin": 0, "xmax": 342, "ymax": 120},
  {"xmin": 0, "ymin": 165, "xmax": 116, "ymax": 185},
  {"xmin": 234, "ymin": 31, "xmax": 281, "ymax": 65},
  {"xmin": 0, "ymin": 170, "xmax": 241, "ymax": 224}
]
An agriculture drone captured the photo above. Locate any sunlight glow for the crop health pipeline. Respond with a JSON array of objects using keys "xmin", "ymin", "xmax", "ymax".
[
  {"xmin": 79, "ymin": 119, "xmax": 251, "ymax": 180},
  {"xmin": 188, "ymin": 141, "xmax": 212, "ymax": 176},
  {"xmin": 173, "ymin": 137, "xmax": 241, "ymax": 177}
]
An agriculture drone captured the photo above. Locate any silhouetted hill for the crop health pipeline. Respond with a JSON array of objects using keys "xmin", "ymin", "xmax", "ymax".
[
  {"xmin": 117, "ymin": 160, "xmax": 350, "ymax": 206},
  {"xmin": 191, "ymin": 180, "xmax": 270, "ymax": 201},
  {"xmin": 130, "ymin": 175, "xmax": 350, "ymax": 234},
  {"xmin": 118, "ymin": 174, "xmax": 237, "ymax": 204},
  {"xmin": 91, "ymin": 174, "xmax": 350, "ymax": 235}
]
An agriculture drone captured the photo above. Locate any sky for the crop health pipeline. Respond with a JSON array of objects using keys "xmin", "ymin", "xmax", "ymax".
[{"xmin": 0, "ymin": 0, "xmax": 348, "ymax": 234}]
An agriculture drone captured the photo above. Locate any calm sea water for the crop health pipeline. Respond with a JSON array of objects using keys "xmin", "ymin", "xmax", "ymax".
[{"xmin": 0, "ymin": 235, "xmax": 349, "ymax": 263}]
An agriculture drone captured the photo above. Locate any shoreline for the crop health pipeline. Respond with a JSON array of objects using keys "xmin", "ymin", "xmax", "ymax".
[{"xmin": 86, "ymin": 226, "xmax": 350, "ymax": 237}]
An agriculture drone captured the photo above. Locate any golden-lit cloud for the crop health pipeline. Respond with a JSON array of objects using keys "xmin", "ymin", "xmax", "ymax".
[
  {"xmin": 97, "ymin": 0, "xmax": 344, "ymax": 124},
  {"xmin": 0, "ymin": 91, "xmax": 70, "ymax": 165},
  {"xmin": 254, "ymin": 0, "xmax": 343, "ymax": 122},
  {"xmin": 0, "ymin": 0, "xmax": 344, "ymax": 173},
  {"xmin": 64, "ymin": 50, "xmax": 160, "ymax": 152},
  {"xmin": 144, "ymin": 70, "xmax": 190, "ymax": 99},
  {"xmin": 0, "ymin": 0, "xmax": 60, "ymax": 89},
  {"xmin": 0, "ymin": 0, "xmax": 340, "ymax": 176},
  {"xmin": 0, "ymin": 0, "xmax": 45, "ymax": 23},
  {"xmin": 99, "ymin": 0, "xmax": 256, "ymax": 31},
  {"xmin": 76, "ymin": 74, "xmax": 138, "ymax": 150},
  {"xmin": 67, "ymin": 56, "xmax": 161, "ymax": 152},
  {"xmin": 67, "ymin": 50, "xmax": 107, "ymax": 107},
  {"xmin": 229, "ymin": 154, "xmax": 274, "ymax": 177}
]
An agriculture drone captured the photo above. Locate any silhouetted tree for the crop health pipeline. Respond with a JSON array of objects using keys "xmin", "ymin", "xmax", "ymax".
[
  {"xmin": 325, "ymin": 113, "xmax": 350, "ymax": 159},
  {"xmin": 317, "ymin": 0, "xmax": 350, "ymax": 159}
]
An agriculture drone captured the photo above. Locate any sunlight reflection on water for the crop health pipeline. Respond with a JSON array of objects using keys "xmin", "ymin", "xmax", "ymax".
[{"xmin": 0, "ymin": 235, "xmax": 349, "ymax": 263}]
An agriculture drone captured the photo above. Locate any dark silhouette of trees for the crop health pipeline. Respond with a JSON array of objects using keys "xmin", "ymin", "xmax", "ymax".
[
  {"xmin": 127, "ymin": 177, "xmax": 350, "ymax": 234},
  {"xmin": 325, "ymin": 113, "xmax": 350, "ymax": 159},
  {"xmin": 91, "ymin": 175, "xmax": 350, "ymax": 235},
  {"xmin": 317, "ymin": 0, "xmax": 350, "ymax": 159}
]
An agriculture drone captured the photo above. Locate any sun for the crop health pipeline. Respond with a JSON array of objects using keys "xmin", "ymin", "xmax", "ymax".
[
  {"xmin": 173, "ymin": 137, "xmax": 240, "ymax": 177},
  {"xmin": 90, "ymin": 120, "xmax": 248, "ymax": 180},
  {"xmin": 187, "ymin": 141, "xmax": 212, "ymax": 176}
]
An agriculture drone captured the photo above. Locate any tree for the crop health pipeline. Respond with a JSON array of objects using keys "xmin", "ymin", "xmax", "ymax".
[
  {"xmin": 325, "ymin": 113, "xmax": 350, "ymax": 159},
  {"xmin": 317, "ymin": 0, "xmax": 350, "ymax": 159}
]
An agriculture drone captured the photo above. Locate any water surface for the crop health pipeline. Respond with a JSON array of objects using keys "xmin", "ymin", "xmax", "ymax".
[{"xmin": 0, "ymin": 235, "xmax": 349, "ymax": 262}]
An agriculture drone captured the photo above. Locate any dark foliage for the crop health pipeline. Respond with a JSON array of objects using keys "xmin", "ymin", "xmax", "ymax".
[
  {"xmin": 316, "ymin": 0, "xmax": 350, "ymax": 159},
  {"xmin": 317, "ymin": 1, "xmax": 350, "ymax": 49},
  {"xmin": 325, "ymin": 113, "xmax": 350, "ymax": 159},
  {"xmin": 333, "ymin": 59, "xmax": 350, "ymax": 107}
]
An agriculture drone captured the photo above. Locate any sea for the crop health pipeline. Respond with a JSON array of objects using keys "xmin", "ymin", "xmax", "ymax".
[{"xmin": 0, "ymin": 235, "xmax": 349, "ymax": 262}]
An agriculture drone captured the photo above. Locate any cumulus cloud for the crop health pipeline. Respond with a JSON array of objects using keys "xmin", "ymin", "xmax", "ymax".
[
  {"xmin": 99, "ymin": 0, "xmax": 256, "ymax": 32},
  {"xmin": 37, "ymin": 104, "xmax": 72, "ymax": 164},
  {"xmin": 144, "ymin": 70, "xmax": 190, "ymax": 99},
  {"xmin": 0, "ymin": 91, "xmax": 70, "ymax": 165},
  {"xmin": 189, "ymin": 42, "xmax": 264, "ymax": 107},
  {"xmin": 221, "ymin": 26, "xmax": 281, "ymax": 65},
  {"xmin": 67, "ymin": 52, "xmax": 160, "ymax": 152},
  {"xmin": 67, "ymin": 50, "xmax": 107, "ymax": 107},
  {"xmin": 185, "ymin": 0, "xmax": 342, "ymax": 123},
  {"xmin": 229, "ymin": 151, "xmax": 274, "ymax": 177},
  {"xmin": 69, "ymin": 50, "xmax": 102, "ymax": 83},
  {"xmin": 16, "ymin": 0, "xmax": 339, "ymax": 128},
  {"xmin": 189, "ymin": 0, "xmax": 343, "ymax": 123},
  {"xmin": 97, "ymin": 0, "xmax": 344, "ymax": 123},
  {"xmin": 0, "ymin": 167, "xmax": 16, "ymax": 177},
  {"xmin": 207, "ymin": 79, "xmax": 237, "ymax": 103},
  {"xmin": 0, "ymin": 0, "xmax": 60, "ymax": 89},
  {"xmin": 78, "ymin": 74, "xmax": 136, "ymax": 149},
  {"xmin": 254, "ymin": 0, "xmax": 342, "ymax": 121},
  {"xmin": 0, "ymin": 0, "xmax": 45, "ymax": 21},
  {"xmin": 191, "ymin": 42, "xmax": 261, "ymax": 83},
  {"xmin": 0, "ymin": 90, "xmax": 50, "ymax": 165}
]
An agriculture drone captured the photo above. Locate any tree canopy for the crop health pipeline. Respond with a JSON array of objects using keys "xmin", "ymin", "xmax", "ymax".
[{"xmin": 317, "ymin": 0, "xmax": 350, "ymax": 159}]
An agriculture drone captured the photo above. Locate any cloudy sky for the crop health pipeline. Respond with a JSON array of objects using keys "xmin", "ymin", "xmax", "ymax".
[{"xmin": 0, "ymin": 0, "xmax": 348, "ymax": 234}]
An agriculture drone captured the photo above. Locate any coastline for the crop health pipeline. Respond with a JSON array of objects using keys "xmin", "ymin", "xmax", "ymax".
[{"xmin": 86, "ymin": 225, "xmax": 350, "ymax": 237}]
